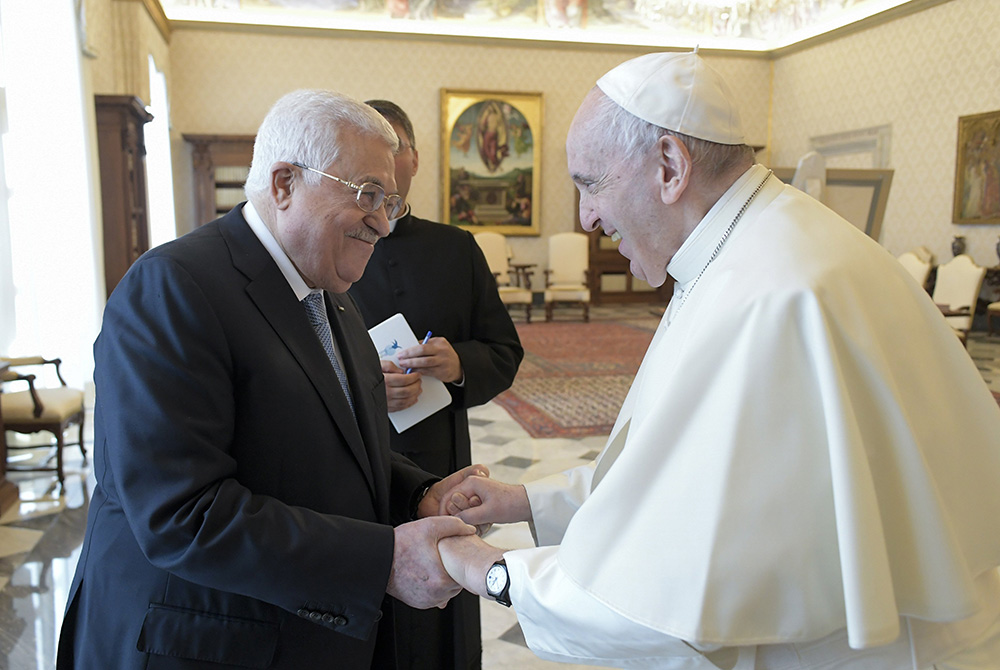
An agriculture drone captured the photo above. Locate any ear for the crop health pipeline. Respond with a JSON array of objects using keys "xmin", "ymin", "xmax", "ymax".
[
  {"xmin": 270, "ymin": 162, "xmax": 296, "ymax": 211},
  {"xmin": 410, "ymin": 147, "xmax": 420, "ymax": 178},
  {"xmin": 656, "ymin": 135, "xmax": 692, "ymax": 205}
]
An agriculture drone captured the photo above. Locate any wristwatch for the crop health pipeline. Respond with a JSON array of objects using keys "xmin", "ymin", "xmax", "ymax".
[{"xmin": 485, "ymin": 559, "xmax": 511, "ymax": 607}]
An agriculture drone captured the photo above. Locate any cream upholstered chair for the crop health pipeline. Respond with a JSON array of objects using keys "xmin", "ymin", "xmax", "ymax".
[
  {"xmin": 544, "ymin": 232, "xmax": 591, "ymax": 322},
  {"xmin": 1, "ymin": 356, "xmax": 86, "ymax": 487},
  {"xmin": 896, "ymin": 249, "xmax": 932, "ymax": 291},
  {"xmin": 931, "ymin": 254, "xmax": 986, "ymax": 341},
  {"xmin": 474, "ymin": 231, "xmax": 534, "ymax": 323}
]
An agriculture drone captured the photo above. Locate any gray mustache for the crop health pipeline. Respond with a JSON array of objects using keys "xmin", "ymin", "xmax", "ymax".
[{"xmin": 347, "ymin": 229, "xmax": 380, "ymax": 245}]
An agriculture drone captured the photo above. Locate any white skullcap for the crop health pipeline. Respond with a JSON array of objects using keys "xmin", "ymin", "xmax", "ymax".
[{"xmin": 596, "ymin": 49, "xmax": 746, "ymax": 145}]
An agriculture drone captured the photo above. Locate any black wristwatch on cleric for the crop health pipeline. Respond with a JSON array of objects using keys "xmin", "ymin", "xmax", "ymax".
[{"xmin": 485, "ymin": 559, "xmax": 511, "ymax": 607}]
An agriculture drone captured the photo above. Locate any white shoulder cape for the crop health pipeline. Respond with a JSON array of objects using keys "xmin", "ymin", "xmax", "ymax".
[{"xmin": 551, "ymin": 177, "xmax": 1000, "ymax": 649}]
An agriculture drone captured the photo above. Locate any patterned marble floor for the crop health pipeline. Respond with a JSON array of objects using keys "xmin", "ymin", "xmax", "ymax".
[{"xmin": 0, "ymin": 306, "xmax": 998, "ymax": 670}]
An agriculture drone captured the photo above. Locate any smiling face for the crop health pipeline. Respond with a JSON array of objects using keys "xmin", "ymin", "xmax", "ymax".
[
  {"xmin": 566, "ymin": 91, "xmax": 686, "ymax": 289},
  {"xmin": 272, "ymin": 130, "xmax": 396, "ymax": 293}
]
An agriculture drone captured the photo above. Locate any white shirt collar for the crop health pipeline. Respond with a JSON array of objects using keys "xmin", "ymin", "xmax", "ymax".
[
  {"xmin": 387, "ymin": 203, "xmax": 410, "ymax": 235},
  {"xmin": 242, "ymin": 200, "xmax": 315, "ymax": 302},
  {"xmin": 666, "ymin": 164, "xmax": 769, "ymax": 288}
]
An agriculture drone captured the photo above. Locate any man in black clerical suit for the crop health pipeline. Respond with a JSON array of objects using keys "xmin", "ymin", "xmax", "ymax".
[
  {"xmin": 349, "ymin": 100, "xmax": 523, "ymax": 670},
  {"xmin": 56, "ymin": 90, "xmax": 485, "ymax": 670}
]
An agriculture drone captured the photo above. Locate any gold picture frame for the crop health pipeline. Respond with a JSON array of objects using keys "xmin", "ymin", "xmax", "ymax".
[
  {"xmin": 441, "ymin": 89, "xmax": 542, "ymax": 236},
  {"xmin": 953, "ymin": 110, "xmax": 1000, "ymax": 224}
]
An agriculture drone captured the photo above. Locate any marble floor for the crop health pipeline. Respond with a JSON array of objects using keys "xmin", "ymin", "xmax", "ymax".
[{"xmin": 1, "ymin": 308, "xmax": 998, "ymax": 670}]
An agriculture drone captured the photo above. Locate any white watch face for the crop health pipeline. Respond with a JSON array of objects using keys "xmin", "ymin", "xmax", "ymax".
[{"xmin": 486, "ymin": 563, "xmax": 508, "ymax": 595}]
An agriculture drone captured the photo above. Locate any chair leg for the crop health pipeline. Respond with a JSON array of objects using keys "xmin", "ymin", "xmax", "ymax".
[
  {"xmin": 525, "ymin": 304, "xmax": 532, "ymax": 324},
  {"xmin": 55, "ymin": 431, "xmax": 65, "ymax": 488},
  {"xmin": 545, "ymin": 303, "xmax": 553, "ymax": 322},
  {"xmin": 77, "ymin": 411, "xmax": 87, "ymax": 461},
  {"xmin": 583, "ymin": 303, "xmax": 590, "ymax": 323}
]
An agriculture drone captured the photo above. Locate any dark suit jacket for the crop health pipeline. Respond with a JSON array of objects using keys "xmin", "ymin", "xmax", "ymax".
[
  {"xmin": 349, "ymin": 213, "xmax": 523, "ymax": 475},
  {"xmin": 57, "ymin": 206, "xmax": 431, "ymax": 670}
]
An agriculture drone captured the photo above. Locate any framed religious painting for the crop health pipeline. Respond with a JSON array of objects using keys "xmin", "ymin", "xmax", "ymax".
[
  {"xmin": 953, "ymin": 110, "xmax": 1000, "ymax": 224},
  {"xmin": 441, "ymin": 89, "xmax": 542, "ymax": 236}
]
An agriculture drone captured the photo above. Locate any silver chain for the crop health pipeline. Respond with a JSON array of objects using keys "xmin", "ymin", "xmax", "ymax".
[{"xmin": 668, "ymin": 170, "xmax": 773, "ymax": 325}]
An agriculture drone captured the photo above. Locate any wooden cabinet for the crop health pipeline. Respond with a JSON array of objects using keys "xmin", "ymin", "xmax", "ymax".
[
  {"xmin": 95, "ymin": 95, "xmax": 153, "ymax": 298},
  {"xmin": 587, "ymin": 230, "xmax": 673, "ymax": 304},
  {"xmin": 183, "ymin": 134, "xmax": 255, "ymax": 226}
]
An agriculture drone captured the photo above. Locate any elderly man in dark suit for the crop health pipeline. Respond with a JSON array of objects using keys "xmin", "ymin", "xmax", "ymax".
[
  {"xmin": 57, "ymin": 89, "xmax": 482, "ymax": 670},
  {"xmin": 349, "ymin": 100, "xmax": 523, "ymax": 670}
]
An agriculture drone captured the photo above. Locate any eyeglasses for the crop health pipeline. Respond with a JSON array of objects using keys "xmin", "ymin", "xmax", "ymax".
[{"xmin": 291, "ymin": 161, "xmax": 405, "ymax": 220}]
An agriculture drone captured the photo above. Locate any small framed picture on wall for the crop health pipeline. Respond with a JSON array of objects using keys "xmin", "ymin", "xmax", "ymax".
[{"xmin": 953, "ymin": 110, "xmax": 1000, "ymax": 225}]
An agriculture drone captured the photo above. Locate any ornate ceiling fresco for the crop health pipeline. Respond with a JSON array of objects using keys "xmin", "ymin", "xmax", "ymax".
[{"xmin": 160, "ymin": 0, "xmax": 938, "ymax": 52}]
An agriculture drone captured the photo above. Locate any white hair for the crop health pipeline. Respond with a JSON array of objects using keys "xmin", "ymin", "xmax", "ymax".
[
  {"xmin": 244, "ymin": 89, "xmax": 399, "ymax": 199},
  {"xmin": 586, "ymin": 89, "xmax": 754, "ymax": 181}
]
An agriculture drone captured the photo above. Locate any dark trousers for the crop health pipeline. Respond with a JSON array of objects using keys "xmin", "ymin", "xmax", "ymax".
[
  {"xmin": 393, "ymin": 591, "xmax": 482, "ymax": 670},
  {"xmin": 393, "ymin": 446, "xmax": 482, "ymax": 670}
]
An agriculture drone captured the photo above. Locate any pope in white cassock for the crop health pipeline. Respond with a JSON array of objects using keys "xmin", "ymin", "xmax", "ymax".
[{"xmin": 436, "ymin": 50, "xmax": 1000, "ymax": 669}]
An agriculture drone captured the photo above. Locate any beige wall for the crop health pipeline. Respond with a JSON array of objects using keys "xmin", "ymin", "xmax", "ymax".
[
  {"xmin": 166, "ymin": 28, "xmax": 771, "ymax": 268},
  {"xmin": 85, "ymin": 0, "xmax": 171, "ymax": 102},
  {"xmin": 770, "ymin": 0, "xmax": 1000, "ymax": 267}
]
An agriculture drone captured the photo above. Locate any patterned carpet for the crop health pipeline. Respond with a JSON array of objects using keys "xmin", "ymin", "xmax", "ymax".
[
  {"xmin": 495, "ymin": 313, "xmax": 1000, "ymax": 439},
  {"xmin": 495, "ymin": 319, "xmax": 657, "ymax": 438}
]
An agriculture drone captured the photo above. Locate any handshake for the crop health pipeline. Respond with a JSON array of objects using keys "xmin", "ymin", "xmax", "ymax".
[{"xmin": 386, "ymin": 464, "xmax": 530, "ymax": 609}]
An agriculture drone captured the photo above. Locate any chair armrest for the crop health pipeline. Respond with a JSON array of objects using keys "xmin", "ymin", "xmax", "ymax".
[
  {"xmin": 2, "ymin": 356, "xmax": 48, "ymax": 366},
  {"xmin": 1, "ymin": 356, "xmax": 66, "ymax": 386},
  {"xmin": 1, "ymin": 371, "xmax": 44, "ymax": 417}
]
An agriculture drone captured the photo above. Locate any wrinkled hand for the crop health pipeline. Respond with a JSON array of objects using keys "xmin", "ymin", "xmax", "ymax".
[
  {"xmin": 439, "ymin": 476, "xmax": 532, "ymax": 528},
  {"xmin": 419, "ymin": 465, "xmax": 491, "ymax": 536},
  {"xmin": 438, "ymin": 534, "xmax": 505, "ymax": 599},
  {"xmin": 396, "ymin": 337, "xmax": 463, "ymax": 384},
  {"xmin": 387, "ymin": 516, "xmax": 477, "ymax": 610},
  {"xmin": 381, "ymin": 359, "xmax": 422, "ymax": 412}
]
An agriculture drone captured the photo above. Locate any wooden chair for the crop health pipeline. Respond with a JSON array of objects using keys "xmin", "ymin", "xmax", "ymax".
[
  {"xmin": 544, "ymin": 232, "xmax": 591, "ymax": 322},
  {"xmin": 1, "ymin": 356, "xmax": 86, "ymax": 487},
  {"xmin": 474, "ymin": 231, "xmax": 534, "ymax": 323}
]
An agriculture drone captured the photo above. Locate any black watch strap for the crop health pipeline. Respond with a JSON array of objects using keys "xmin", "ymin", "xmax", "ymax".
[{"xmin": 486, "ymin": 559, "xmax": 511, "ymax": 607}]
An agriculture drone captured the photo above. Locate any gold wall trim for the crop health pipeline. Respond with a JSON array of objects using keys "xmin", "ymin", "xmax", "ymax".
[{"xmin": 133, "ymin": 0, "xmax": 171, "ymax": 43}]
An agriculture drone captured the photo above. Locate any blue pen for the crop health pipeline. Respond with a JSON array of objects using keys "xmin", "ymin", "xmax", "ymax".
[{"xmin": 405, "ymin": 331, "xmax": 432, "ymax": 374}]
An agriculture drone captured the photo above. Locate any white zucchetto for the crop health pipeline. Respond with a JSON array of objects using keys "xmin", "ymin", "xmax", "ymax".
[{"xmin": 596, "ymin": 49, "xmax": 746, "ymax": 145}]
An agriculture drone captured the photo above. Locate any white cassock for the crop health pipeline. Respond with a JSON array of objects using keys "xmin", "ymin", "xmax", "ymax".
[{"xmin": 503, "ymin": 165, "xmax": 1000, "ymax": 669}]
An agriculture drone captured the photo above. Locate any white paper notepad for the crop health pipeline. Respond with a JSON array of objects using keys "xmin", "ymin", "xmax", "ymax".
[{"xmin": 367, "ymin": 313, "xmax": 452, "ymax": 432}]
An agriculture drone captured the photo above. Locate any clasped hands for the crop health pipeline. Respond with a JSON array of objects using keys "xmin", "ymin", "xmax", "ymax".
[{"xmin": 388, "ymin": 466, "xmax": 529, "ymax": 608}]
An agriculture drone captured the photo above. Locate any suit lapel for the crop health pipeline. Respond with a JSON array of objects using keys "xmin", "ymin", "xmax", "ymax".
[
  {"xmin": 217, "ymin": 207, "xmax": 377, "ymax": 499},
  {"xmin": 326, "ymin": 292, "xmax": 391, "ymax": 511}
]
